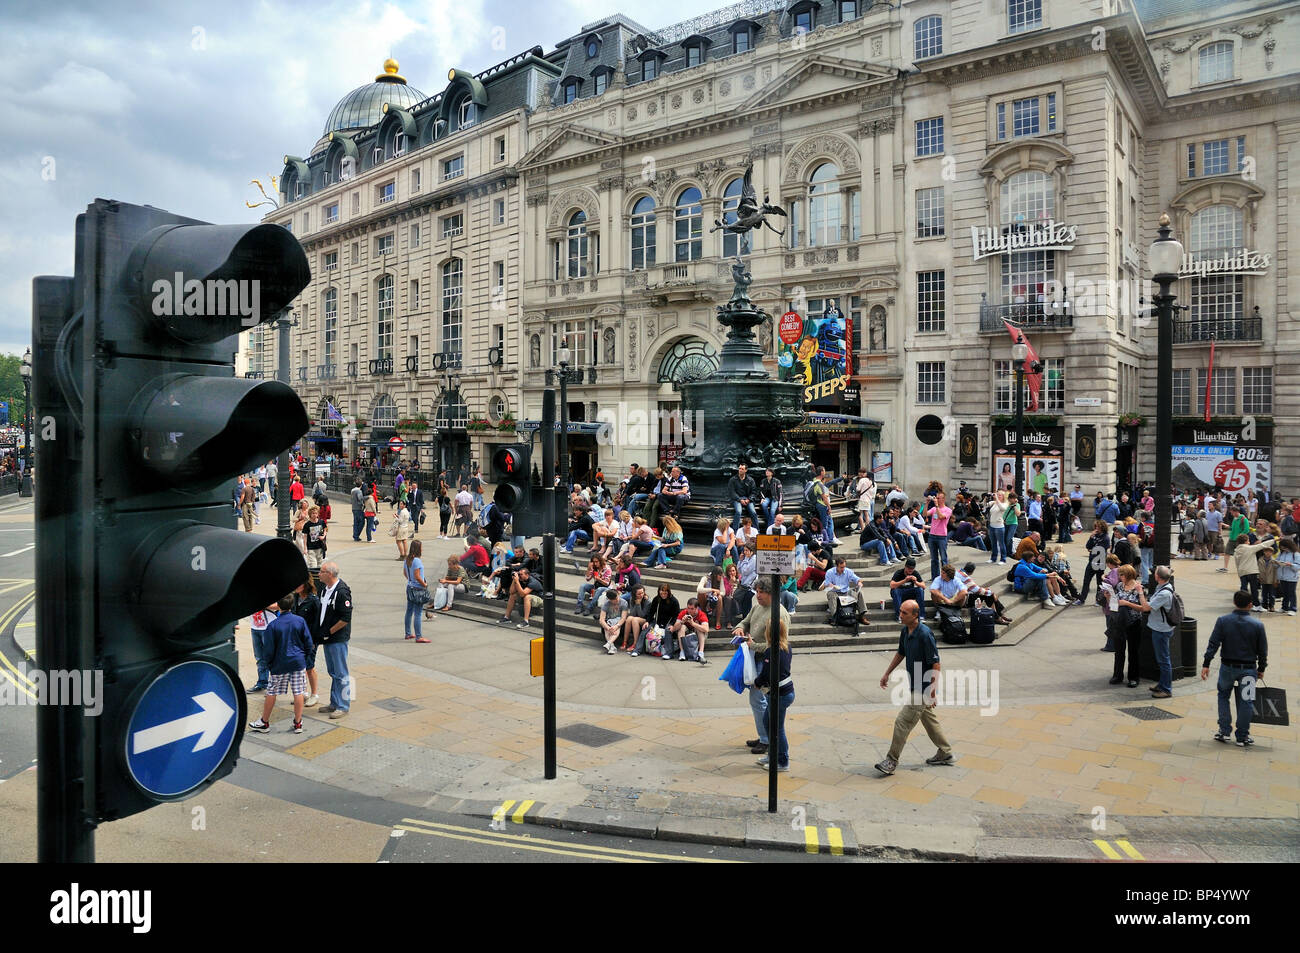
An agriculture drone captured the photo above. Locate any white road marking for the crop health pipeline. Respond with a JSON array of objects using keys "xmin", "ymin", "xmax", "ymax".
[{"xmin": 0, "ymin": 546, "xmax": 34, "ymax": 557}]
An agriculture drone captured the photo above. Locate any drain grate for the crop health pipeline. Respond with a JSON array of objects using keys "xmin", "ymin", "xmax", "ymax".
[
  {"xmin": 556, "ymin": 723, "xmax": 630, "ymax": 747},
  {"xmin": 1119, "ymin": 706, "xmax": 1181, "ymax": 721},
  {"xmin": 371, "ymin": 697, "xmax": 419, "ymax": 713}
]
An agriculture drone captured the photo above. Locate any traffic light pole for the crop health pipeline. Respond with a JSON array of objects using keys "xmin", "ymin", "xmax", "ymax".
[
  {"xmin": 276, "ymin": 315, "xmax": 293, "ymax": 540},
  {"xmin": 541, "ymin": 389, "xmax": 557, "ymax": 779}
]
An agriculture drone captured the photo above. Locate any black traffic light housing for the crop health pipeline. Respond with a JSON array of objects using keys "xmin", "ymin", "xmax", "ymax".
[
  {"xmin": 34, "ymin": 199, "xmax": 312, "ymax": 834},
  {"xmin": 492, "ymin": 444, "xmax": 533, "ymax": 536}
]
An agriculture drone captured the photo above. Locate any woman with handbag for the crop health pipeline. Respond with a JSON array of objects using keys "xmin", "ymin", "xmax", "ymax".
[
  {"xmin": 618, "ymin": 585, "xmax": 651, "ymax": 653},
  {"xmin": 392, "ymin": 501, "xmax": 414, "ymax": 560},
  {"xmin": 403, "ymin": 539, "xmax": 431, "ymax": 642},
  {"xmin": 436, "ymin": 487, "xmax": 452, "ymax": 539},
  {"xmin": 633, "ymin": 584, "xmax": 680, "ymax": 656},
  {"xmin": 1111, "ymin": 564, "xmax": 1146, "ymax": 687}
]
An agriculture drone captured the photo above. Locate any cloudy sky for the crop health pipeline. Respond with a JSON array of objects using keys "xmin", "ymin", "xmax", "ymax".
[{"xmin": 0, "ymin": 0, "xmax": 716, "ymax": 356}]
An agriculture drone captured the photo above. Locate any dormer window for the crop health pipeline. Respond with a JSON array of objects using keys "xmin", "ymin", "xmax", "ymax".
[
  {"xmin": 639, "ymin": 52, "xmax": 664, "ymax": 82},
  {"xmin": 789, "ymin": 1, "xmax": 818, "ymax": 35},
  {"xmin": 838, "ymin": 0, "xmax": 857, "ymax": 22},
  {"xmin": 562, "ymin": 79, "xmax": 580, "ymax": 104},
  {"xmin": 687, "ymin": 46, "xmax": 702, "ymax": 67},
  {"xmin": 457, "ymin": 98, "xmax": 476, "ymax": 129},
  {"xmin": 730, "ymin": 20, "xmax": 758, "ymax": 54},
  {"xmin": 585, "ymin": 35, "xmax": 600, "ymax": 58},
  {"xmin": 592, "ymin": 67, "xmax": 610, "ymax": 95},
  {"xmin": 682, "ymin": 35, "xmax": 710, "ymax": 68}
]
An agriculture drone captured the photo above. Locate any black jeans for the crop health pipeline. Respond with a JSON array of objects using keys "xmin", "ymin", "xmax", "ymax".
[
  {"xmin": 1113, "ymin": 618, "xmax": 1142, "ymax": 683},
  {"xmin": 1078, "ymin": 563, "xmax": 1102, "ymax": 602},
  {"xmin": 1239, "ymin": 572, "xmax": 1260, "ymax": 606}
]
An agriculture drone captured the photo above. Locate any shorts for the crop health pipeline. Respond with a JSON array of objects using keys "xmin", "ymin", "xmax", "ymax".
[
  {"xmin": 1226, "ymin": 537, "xmax": 1239, "ymax": 555},
  {"xmin": 306, "ymin": 548, "xmax": 325, "ymax": 570},
  {"xmin": 267, "ymin": 670, "xmax": 307, "ymax": 697},
  {"xmin": 526, "ymin": 594, "xmax": 543, "ymax": 611}
]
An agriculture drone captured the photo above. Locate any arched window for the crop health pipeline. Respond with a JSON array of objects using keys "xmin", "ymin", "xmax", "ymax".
[
  {"xmin": 322, "ymin": 288, "xmax": 338, "ymax": 365},
  {"xmin": 566, "ymin": 210, "xmax": 589, "ymax": 278},
  {"xmin": 455, "ymin": 96, "xmax": 476, "ymax": 130},
  {"xmin": 529, "ymin": 333, "xmax": 542, "ymax": 368},
  {"xmin": 1198, "ymin": 41, "xmax": 1233, "ymax": 85},
  {"xmin": 630, "ymin": 196, "xmax": 656, "ymax": 270},
  {"xmin": 721, "ymin": 177, "xmax": 752, "ymax": 257},
  {"xmin": 808, "ymin": 163, "xmax": 842, "ymax": 247},
  {"xmin": 372, "ymin": 393, "xmax": 397, "ymax": 430},
  {"xmin": 1189, "ymin": 205, "xmax": 1245, "ymax": 338},
  {"xmin": 435, "ymin": 388, "xmax": 468, "ymax": 428},
  {"xmin": 602, "ymin": 327, "xmax": 617, "ymax": 365},
  {"xmin": 585, "ymin": 36, "xmax": 600, "ymax": 58},
  {"xmin": 383, "ymin": 124, "xmax": 408, "ymax": 160},
  {"xmin": 658, "ymin": 337, "xmax": 719, "ymax": 385},
  {"xmin": 674, "ymin": 187, "xmax": 703, "ymax": 262},
  {"xmin": 375, "ymin": 275, "xmax": 394, "ymax": 361},
  {"xmin": 442, "ymin": 259, "xmax": 463, "ymax": 355},
  {"xmin": 1000, "ymin": 170, "xmax": 1054, "ymax": 226},
  {"xmin": 914, "ymin": 15, "xmax": 942, "ymax": 59}
]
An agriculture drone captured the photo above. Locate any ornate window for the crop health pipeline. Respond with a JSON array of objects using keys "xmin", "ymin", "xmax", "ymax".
[
  {"xmin": 435, "ymin": 389, "xmax": 469, "ymax": 428},
  {"xmin": 657, "ymin": 338, "xmax": 719, "ymax": 385},
  {"xmin": 585, "ymin": 36, "xmax": 600, "ymax": 58},
  {"xmin": 914, "ymin": 15, "xmax": 942, "ymax": 59},
  {"xmin": 593, "ymin": 69, "xmax": 608, "ymax": 95},
  {"xmin": 566, "ymin": 210, "xmax": 589, "ymax": 278},
  {"xmin": 1000, "ymin": 171, "xmax": 1054, "ymax": 226},
  {"xmin": 995, "ymin": 358, "xmax": 1063, "ymax": 412},
  {"xmin": 442, "ymin": 259, "xmax": 463, "ymax": 355},
  {"xmin": 630, "ymin": 196, "xmax": 657, "ymax": 270},
  {"xmin": 721, "ymin": 177, "xmax": 751, "ymax": 258},
  {"xmin": 1002, "ymin": 251, "xmax": 1055, "ymax": 306},
  {"xmin": 562, "ymin": 80, "xmax": 579, "ymax": 104},
  {"xmin": 808, "ymin": 163, "xmax": 842, "ymax": 247},
  {"xmin": 1189, "ymin": 205, "xmax": 1244, "ymax": 338},
  {"xmin": 674, "ymin": 187, "xmax": 703, "ymax": 262},
  {"xmin": 375, "ymin": 275, "xmax": 394, "ymax": 361},
  {"xmin": 551, "ymin": 320, "xmax": 592, "ymax": 366},
  {"xmin": 643, "ymin": 58, "xmax": 657, "ymax": 81},
  {"xmin": 323, "ymin": 288, "xmax": 337, "ymax": 365},
  {"xmin": 838, "ymin": 1, "xmax": 858, "ymax": 22},
  {"xmin": 1198, "ymin": 41, "xmax": 1233, "ymax": 85}
]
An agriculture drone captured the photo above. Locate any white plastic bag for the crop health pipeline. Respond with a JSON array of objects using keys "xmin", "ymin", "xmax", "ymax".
[
  {"xmin": 434, "ymin": 587, "xmax": 449, "ymax": 610},
  {"xmin": 741, "ymin": 642, "xmax": 757, "ymax": 686}
]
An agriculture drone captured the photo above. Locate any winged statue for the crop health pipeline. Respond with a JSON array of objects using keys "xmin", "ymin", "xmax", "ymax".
[{"xmin": 710, "ymin": 164, "xmax": 787, "ymax": 238}]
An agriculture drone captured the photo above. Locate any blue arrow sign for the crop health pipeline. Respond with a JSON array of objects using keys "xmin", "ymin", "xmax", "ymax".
[{"xmin": 124, "ymin": 659, "xmax": 240, "ymax": 798}]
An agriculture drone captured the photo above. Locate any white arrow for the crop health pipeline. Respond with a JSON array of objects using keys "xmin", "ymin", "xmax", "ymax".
[{"xmin": 132, "ymin": 692, "xmax": 235, "ymax": 755}]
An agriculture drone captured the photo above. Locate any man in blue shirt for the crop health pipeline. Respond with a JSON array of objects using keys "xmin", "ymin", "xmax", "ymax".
[
  {"xmin": 874, "ymin": 599, "xmax": 953, "ymax": 775},
  {"xmin": 1096, "ymin": 494, "xmax": 1120, "ymax": 526},
  {"xmin": 928, "ymin": 564, "xmax": 967, "ymax": 612},
  {"xmin": 1013, "ymin": 556, "xmax": 1055, "ymax": 607},
  {"xmin": 248, "ymin": 595, "xmax": 313, "ymax": 735},
  {"xmin": 821, "ymin": 556, "xmax": 869, "ymax": 622},
  {"xmin": 1202, "ymin": 590, "xmax": 1269, "ymax": 746}
]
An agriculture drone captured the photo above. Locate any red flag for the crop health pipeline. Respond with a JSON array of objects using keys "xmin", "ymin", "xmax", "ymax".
[
  {"xmin": 1002, "ymin": 321, "xmax": 1043, "ymax": 411},
  {"xmin": 1204, "ymin": 337, "xmax": 1216, "ymax": 422}
]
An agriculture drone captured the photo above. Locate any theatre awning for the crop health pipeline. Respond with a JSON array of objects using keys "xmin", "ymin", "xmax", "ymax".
[{"xmin": 788, "ymin": 413, "xmax": 883, "ymax": 441}]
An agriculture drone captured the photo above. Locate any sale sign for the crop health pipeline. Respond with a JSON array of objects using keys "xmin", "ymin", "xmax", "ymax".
[{"xmin": 1171, "ymin": 422, "xmax": 1272, "ymax": 495}]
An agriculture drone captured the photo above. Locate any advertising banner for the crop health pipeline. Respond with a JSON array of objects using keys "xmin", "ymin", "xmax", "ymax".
[
  {"xmin": 959, "ymin": 424, "xmax": 979, "ymax": 468},
  {"xmin": 776, "ymin": 303, "xmax": 853, "ymax": 408},
  {"xmin": 1171, "ymin": 422, "xmax": 1272, "ymax": 495},
  {"xmin": 991, "ymin": 426, "xmax": 1065, "ymax": 494}
]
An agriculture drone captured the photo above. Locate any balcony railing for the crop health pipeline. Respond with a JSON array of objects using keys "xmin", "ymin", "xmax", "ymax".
[
  {"xmin": 296, "ymin": 365, "xmax": 308, "ymax": 381},
  {"xmin": 978, "ymin": 294, "xmax": 1075, "ymax": 333},
  {"xmin": 544, "ymin": 367, "xmax": 594, "ymax": 385},
  {"xmin": 405, "ymin": 355, "xmax": 419, "ymax": 373},
  {"xmin": 430, "ymin": 351, "xmax": 463, "ymax": 371},
  {"xmin": 368, "ymin": 357, "xmax": 395, "ymax": 376},
  {"xmin": 316, "ymin": 363, "xmax": 337, "ymax": 380},
  {"xmin": 346, "ymin": 361, "xmax": 358, "ymax": 378},
  {"xmin": 1173, "ymin": 311, "xmax": 1262, "ymax": 344}
]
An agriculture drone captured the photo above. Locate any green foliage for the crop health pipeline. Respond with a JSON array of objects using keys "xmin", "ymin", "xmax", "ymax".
[
  {"xmin": 0, "ymin": 354, "xmax": 28, "ymax": 425},
  {"xmin": 990, "ymin": 414, "xmax": 1060, "ymax": 427}
]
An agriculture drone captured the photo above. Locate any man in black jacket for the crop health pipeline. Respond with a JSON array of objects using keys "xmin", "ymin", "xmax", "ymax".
[
  {"xmin": 759, "ymin": 468, "xmax": 783, "ymax": 529},
  {"xmin": 315, "ymin": 561, "xmax": 353, "ymax": 718},
  {"xmin": 729, "ymin": 463, "xmax": 760, "ymax": 528},
  {"xmin": 1202, "ymin": 590, "xmax": 1269, "ymax": 746},
  {"xmin": 408, "ymin": 481, "xmax": 425, "ymax": 534}
]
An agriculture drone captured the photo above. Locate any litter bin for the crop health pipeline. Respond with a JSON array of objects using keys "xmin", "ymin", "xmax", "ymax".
[{"xmin": 1139, "ymin": 620, "xmax": 1191, "ymax": 683}]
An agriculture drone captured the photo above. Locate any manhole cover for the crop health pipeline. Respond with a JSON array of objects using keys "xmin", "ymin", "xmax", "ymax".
[
  {"xmin": 556, "ymin": 723, "xmax": 629, "ymax": 747},
  {"xmin": 1119, "ymin": 706, "xmax": 1181, "ymax": 721},
  {"xmin": 372, "ymin": 697, "xmax": 419, "ymax": 713}
]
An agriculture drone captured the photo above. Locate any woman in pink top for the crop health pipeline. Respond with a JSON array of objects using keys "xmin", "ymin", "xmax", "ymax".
[{"xmin": 924, "ymin": 491, "xmax": 953, "ymax": 581}]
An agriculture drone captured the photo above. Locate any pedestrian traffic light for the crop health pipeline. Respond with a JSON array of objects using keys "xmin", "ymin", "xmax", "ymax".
[
  {"xmin": 492, "ymin": 444, "xmax": 533, "ymax": 534},
  {"xmin": 34, "ymin": 199, "xmax": 312, "ymax": 829}
]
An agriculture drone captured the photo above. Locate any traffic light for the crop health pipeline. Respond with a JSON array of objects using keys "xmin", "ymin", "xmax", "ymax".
[
  {"xmin": 34, "ymin": 199, "xmax": 311, "ymax": 831},
  {"xmin": 492, "ymin": 443, "xmax": 533, "ymax": 534}
]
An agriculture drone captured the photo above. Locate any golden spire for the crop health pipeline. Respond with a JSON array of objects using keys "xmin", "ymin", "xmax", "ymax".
[{"xmin": 376, "ymin": 58, "xmax": 406, "ymax": 83}]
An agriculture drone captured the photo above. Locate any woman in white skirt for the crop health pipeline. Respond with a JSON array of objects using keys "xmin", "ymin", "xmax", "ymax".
[{"xmin": 392, "ymin": 501, "xmax": 414, "ymax": 559}]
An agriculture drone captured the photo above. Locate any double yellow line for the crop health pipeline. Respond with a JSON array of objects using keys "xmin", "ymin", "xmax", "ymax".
[
  {"xmin": 394, "ymin": 817, "xmax": 739, "ymax": 863},
  {"xmin": 0, "ymin": 587, "xmax": 37, "ymax": 700}
]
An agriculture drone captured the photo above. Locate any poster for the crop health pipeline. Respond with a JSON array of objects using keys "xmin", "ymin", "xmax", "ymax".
[
  {"xmin": 871, "ymin": 451, "xmax": 893, "ymax": 484},
  {"xmin": 1171, "ymin": 422, "xmax": 1272, "ymax": 495},
  {"xmin": 991, "ymin": 426, "xmax": 1065, "ymax": 494},
  {"xmin": 776, "ymin": 303, "xmax": 853, "ymax": 408}
]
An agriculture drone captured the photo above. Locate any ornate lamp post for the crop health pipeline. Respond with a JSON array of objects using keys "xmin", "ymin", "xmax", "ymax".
[{"xmin": 1148, "ymin": 213, "xmax": 1184, "ymax": 572}]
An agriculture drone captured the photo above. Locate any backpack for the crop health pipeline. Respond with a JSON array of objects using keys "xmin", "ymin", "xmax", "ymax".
[
  {"xmin": 831, "ymin": 593, "xmax": 859, "ymax": 630},
  {"xmin": 478, "ymin": 503, "xmax": 495, "ymax": 528},
  {"xmin": 937, "ymin": 607, "xmax": 968, "ymax": 644},
  {"xmin": 1157, "ymin": 584, "xmax": 1185, "ymax": 627}
]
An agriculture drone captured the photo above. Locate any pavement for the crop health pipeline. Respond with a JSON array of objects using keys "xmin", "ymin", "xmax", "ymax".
[{"xmin": 211, "ymin": 504, "xmax": 1299, "ymax": 861}]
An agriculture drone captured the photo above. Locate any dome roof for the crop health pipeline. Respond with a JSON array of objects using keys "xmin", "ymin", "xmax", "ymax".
[{"xmin": 323, "ymin": 59, "xmax": 428, "ymax": 136}]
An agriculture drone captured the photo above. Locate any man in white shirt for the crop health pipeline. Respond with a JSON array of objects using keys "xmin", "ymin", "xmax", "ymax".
[{"xmin": 454, "ymin": 486, "xmax": 474, "ymax": 534}]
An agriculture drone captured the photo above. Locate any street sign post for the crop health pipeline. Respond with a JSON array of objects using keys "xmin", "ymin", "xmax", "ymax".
[
  {"xmin": 755, "ymin": 534, "xmax": 797, "ymax": 576},
  {"xmin": 124, "ymin": 659, "xmax": 243, "ymax": 799}
]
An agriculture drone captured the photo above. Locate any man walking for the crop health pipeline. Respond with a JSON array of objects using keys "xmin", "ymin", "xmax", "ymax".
[
  {"xmin": 730, "ymin": 580, "xmax": 790, "ymax": 758},
  {"xmin": 267, "ymin": 460, "xmax": 278, "ymax": 506},
  {"xmin": 350, "ymin": 479, "xmax": 366, "ymax": 541},
  {"xmin": 408, "ymin": 480, "xmax": 425, "ymax": 534},
  {"xmin": 239, "ymin": 479, "xmax": 257, "ymax": 532},
  {"xmin": 875, "ymin": 599, "xmax": 954, "ymax": 774},
  {"xmin": 1201, "ymin": 590, "xmax": 1268, "ymax": 747},
  {"xmin": 315, "ymin": 561, "xmax": 353, "ymax": 719}
]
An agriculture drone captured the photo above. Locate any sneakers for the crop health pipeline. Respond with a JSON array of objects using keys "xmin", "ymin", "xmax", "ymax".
[
  {"xmin": 629, "ymin": 651, "xmax": 639, "ymax": 657},
  {"xmin": 1213, "ymin": 731, "xmax": 1230, "ymax": 743},
  {"xmin": 329, "ymin": 709, "xmax": 348, "ymax": 719},
  {"xmin": 1235, "ymin": 736, "xmax": 1255, "ymax": 747},
  {"xmin": 751, "ymin": 743, "xmax": 769, "ymax": 755},
  {"xmin": 245, "ymin": 683, "xmax": 267, "ymax": 694},
  {"xmin": 291, "ymin": 720, "xmax": 303, "ymax": 734},
  {"xmin": 517, "ymin": 621, "xmax": 531, "ymax": 629},
  {"xmin": 604, "ymin": 643, "xmax": 616, "ymax": 655},
  {"xmin": 925, "ymin": 751, "xmax": 955, "ymax": 766},
  {"xmin": 498, "ymin": 616, "xmax": 512, "ymax": 624},
  {"xmin": 756, "ymin": 757, "xmax": 789, "ymax": 771},
  {"xmin": 1216, "ymin": 567, "xmax": 1228, "ymax": 572},
  {"xmin": 1054, "ymin": 595, "xmax": 1069, "ymax": 606},
  {"xmin": 1150, "ymin": 689, "xmax": 1172, "ymax": 699},
  {"xmin": 318, "ymin": 704, "xmax": 336, "ymax": 713},
  {"xmin": 873, "ymin": 757, "xmax": 897, "ymax": 776},
  {"xmin": 1072, "ymin": 599, "xmax": 1084, "ymax": 606},
  {"xmin": 305, "ymin": 693, "xmax": 319, "ymax": 707},
  {"xmin": 248, "ymin": 719, "xmax": 270, "ymax": 733}
]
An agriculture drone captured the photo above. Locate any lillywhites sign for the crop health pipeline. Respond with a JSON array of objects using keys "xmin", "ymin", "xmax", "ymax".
[
  {"xmin": 1002, "ymin": 427, "xmax": 1055, "ymax": 448},
  {"xmin": 971, "ymin": 220, "xmax": 1078, "ymax": 261},
  {"xmin": 1179, "ymin": 248, "xmax": 1270, "ymax": 278}
]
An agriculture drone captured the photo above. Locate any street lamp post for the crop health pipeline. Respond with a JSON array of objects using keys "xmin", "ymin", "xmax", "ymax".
[
  {"xmin": 1011, "ymin": 335, "xmax": 1028, "ymax": 503},
  {"xmin": 556, "ymin": 339, "xmax": 576, "ymax": 527},
  {"xmin": 19, "ymin": 348, "xmax": 32, "ymax": 499},
  {"xmin": 1149, "ymin": 213, "xmax": 1184, "ymax": 572}
]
